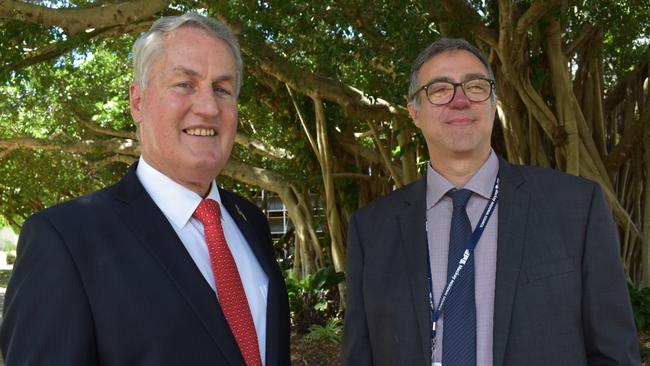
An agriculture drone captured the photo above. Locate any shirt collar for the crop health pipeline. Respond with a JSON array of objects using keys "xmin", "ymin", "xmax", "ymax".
[
  {"xmin": 136, "ymin": 156, "xmax": 222, "ymax": 228},
  {"xmin": 425, "ymin": 149, "xmax": 499, "ymax": 209}
]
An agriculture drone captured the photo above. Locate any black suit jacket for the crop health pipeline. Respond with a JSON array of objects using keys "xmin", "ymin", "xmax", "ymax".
[
  {"xmin": 1, "ymin": 164, "xmax": 291, "ymax": 366},
  {"xmin": 343, "ymin": 157, "xmax": 639, "ymax": 365}
]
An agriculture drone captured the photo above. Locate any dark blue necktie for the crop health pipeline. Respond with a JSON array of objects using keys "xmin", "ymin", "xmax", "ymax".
[{"xmin": 443, "ymin": 189, "xmax": 476, "ymax": 366}]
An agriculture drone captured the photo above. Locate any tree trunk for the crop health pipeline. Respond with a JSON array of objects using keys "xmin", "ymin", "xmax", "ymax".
[
  {"xmin": 640, "ymin": 122, "xmax": 650, "ymax": 286},
  {"xmin": 313, "ymin": 96, "xmax": 347, "ymax": 276},
  {"xmin": 220, "ymin": 161, "xmax": 323, "ymax": 276}
]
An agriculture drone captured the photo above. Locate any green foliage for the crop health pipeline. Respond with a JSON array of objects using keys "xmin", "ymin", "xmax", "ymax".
[
  {"xmin": 0, "ymin": 2, "xmax": 649, "ymax": 285},
  {"xmin": 629, "ymin": 283, "xmax": 650, "ymax": 331},
  {"xmin": 0, "ymin": 32, "xmax": 135, "ymax": 227},
  {"xmin": 304, "ymin": 317, "xmax": 342, "ymax": 344},
  {"xmin": 5, "ymin": 251, "xmax": 16, "ymax": 266},
  {"xmin": 1, "ymin": 2, "xmax": 647, "ymax": 228},
  {"xmin": 0, "ymin": 150, "xmax": 103, "ymax": 227},
  {"xmin": 285, "ymin": 266, "xmax": 345, "ymax": 335},
  {"xmin": 272, "ymin": 228, "xmax": 295, "ymax": 273},
  {"xmin": 566, "ymin": 0, "xmax": 650, "ymax": 87},
  {"xmin": 0, "ymin": 269, "xmax": 12, "ymax": 288},
  {"xmin": 221, "ymin": 1, "xmax": 433, "ymax": 106}
]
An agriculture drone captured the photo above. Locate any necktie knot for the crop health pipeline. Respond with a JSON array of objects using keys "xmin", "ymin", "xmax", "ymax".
[
  {"xmin": 448, "ymin": 189, "xmax": 473, "ymax": 208},
  {"xmin": 193, "ymin": 198, "xmax": 221, "ymax": 227}
]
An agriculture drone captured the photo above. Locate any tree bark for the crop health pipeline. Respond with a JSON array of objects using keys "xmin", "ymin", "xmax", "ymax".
[
  {"xmin": 312, "ymin": 96, "xmax": 346, "ymax": 276},
  {"xmin": 0, "ymin": 0, "xmax": 169, "ymax": 35}
]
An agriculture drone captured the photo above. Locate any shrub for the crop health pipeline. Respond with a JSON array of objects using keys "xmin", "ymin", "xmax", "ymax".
[
  {"xmin": 305, "ymin": 318, "xmax": 342, "ymax": 344},
  {"xmin": 629, "ymin": 283, "xmax": 650, "ymax": 331},
  {"xmin": 5, "ymin": 250, "xmax": 16, "ymax": 265},
  {"xmin": 285, "ymin": 266, "xmax": 345, "ymax": 335}
]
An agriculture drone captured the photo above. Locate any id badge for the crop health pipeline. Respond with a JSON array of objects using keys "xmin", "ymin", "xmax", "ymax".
[{"xmin": 432, "ymin": 362, "xmax": 442, "ymax": 366}]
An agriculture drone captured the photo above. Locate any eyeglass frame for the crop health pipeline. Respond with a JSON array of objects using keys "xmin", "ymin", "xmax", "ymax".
[{"xmin": 410, "ymin": 77, "xmax": 496, "ymax": 105}]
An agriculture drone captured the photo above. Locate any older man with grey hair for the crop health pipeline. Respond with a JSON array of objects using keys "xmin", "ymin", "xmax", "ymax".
[
  {"xmin": 1, "ymin": 13, "xmax": 290, "ymax": 366},
  {"xmin": 343, "ymin": 37, "xmax": 639, "ymax": 366}
]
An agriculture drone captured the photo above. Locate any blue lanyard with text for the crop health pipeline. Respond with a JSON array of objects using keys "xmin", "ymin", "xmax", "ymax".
[{"xmin": 426, "ymin": 176, "xmax": 499, "ymax": 362}]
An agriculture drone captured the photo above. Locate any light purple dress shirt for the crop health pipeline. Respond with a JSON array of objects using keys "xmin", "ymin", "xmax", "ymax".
[{"xmin": 426, "ymin": 150, "xmax": 499, "ymax": 365}]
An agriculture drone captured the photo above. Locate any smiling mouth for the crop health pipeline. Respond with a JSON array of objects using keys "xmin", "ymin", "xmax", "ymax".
[
  {"xmin": 184, "ymin": 128, "xmax": 216, "ymax": 136},
  {"xmin": 446, "ymin": 117, "xmax": 473, "ymax": 125}
]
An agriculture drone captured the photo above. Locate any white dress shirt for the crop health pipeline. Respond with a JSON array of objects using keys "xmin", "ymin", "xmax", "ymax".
[{"xmin": 136, "ymin": 157, "xmax": 269, "ymax": 364}]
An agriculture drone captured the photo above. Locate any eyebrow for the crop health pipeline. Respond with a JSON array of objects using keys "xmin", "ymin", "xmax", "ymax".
[
  {"xmin": 171, "ymin": 65, "xmax": 235, "ymax": 83},
  {"xmin": 172, "ymin": 65, "xmax": 199, "ymax": 77}
]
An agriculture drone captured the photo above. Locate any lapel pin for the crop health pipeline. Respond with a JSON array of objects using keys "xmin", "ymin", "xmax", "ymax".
[{"xmin": 235, "ymin": 204, "xmax": 247, "ymax": 221}]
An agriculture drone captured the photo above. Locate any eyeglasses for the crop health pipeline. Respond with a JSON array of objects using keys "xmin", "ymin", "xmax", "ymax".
[{"xmin": 411, "ymin": 78, "xmax": 495, "ymax": 105}]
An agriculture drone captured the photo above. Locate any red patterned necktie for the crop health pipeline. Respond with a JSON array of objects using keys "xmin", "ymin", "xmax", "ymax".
[{"xmin": 193, "ymin": 198, "xmax": 262, "ymax": 366}]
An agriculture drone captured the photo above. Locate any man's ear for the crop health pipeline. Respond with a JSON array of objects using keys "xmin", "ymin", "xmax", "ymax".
[
  {"xmin": 129, "ymin": 83, "xmax": 143, "ymax": 123},
  {"xmin": 407, "ymin": 102, "xmax": 422, "ymax": 128}
]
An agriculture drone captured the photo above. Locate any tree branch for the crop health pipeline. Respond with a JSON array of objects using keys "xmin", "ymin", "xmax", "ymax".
[
  {"xmin": 514, "ymin": 0, "xmax": 561, "ymax": 53},
  {"xmin": 366, "ymin": 120, "xmax": 403, "ymax": 186},
  {"xmin": 347, "ymin": 6, "xmax": 394, "ymax": 55},
  {"xmin": 604, "ymin": 54, "xmax": 649, "ymax": 112},
  {"xmin": 338, "ymin": 139, "xmax": 399, "ymax": 169},
  {"xmin": 235, "ymin": 131, "xmax": 293, "ymax": 160},
  {"xmin": 286, "ymin": 84, "xmax": 319, "ymax": 158},
  {"xmin": 214, "ymin": 11, "xmax": 406, "ymax": 123},
  {"xmin": 605, "ymin": 108, "xmax": 650, "ymax": 172},
  {"xmin": 1, "ymin": 27, "xmax": 103, "ymax": 76},
  {"xmin": 70, "ymin": 107, "xmax": 137, "ymax": 140},
  {"xmin": 564, "ymin": 23, "xmax": 598, "ymax": 58},
  {"xmin": 1, "ymin": 19, "xmax": 154, "ymax": 76},
  {"xmin": 0, "ymin": 0, "xmax": 169, "ymax": 36},
  {"xmin": 220, "ymin": 159, "xmax": 287, "ymax": 192},
  {"xmin": 352, "ymin": 8, "xmax": 402, "ymax": 79},
  {"xmin": 88, "ymin": 154, "xmax": 136, "ymax": 170},
  {"xmin": 496, "ymin": 0, "xmax": 515, "ymax": 68},
  {"xmin": 0, "ymin": 137, "xmax": 139, "ymax": 157},
  {"xmin": 434, "ymin": 0, "xmax": 499, "ymax": 48},
  {"xmin": 342, "ymin": 6, "xmax": 399, "ymax": 79}
]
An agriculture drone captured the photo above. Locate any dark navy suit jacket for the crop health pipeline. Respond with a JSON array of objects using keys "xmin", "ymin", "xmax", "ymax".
[
  {"xmin": 343, "ymin": 157, "xmax": 639, "ymax": 365},
  {"xmin": 1, "ymin": 163, "xmax": 291, "ymax": 365}
]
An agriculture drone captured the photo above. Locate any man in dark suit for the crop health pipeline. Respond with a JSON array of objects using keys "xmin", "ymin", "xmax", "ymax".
[
  {"xmin": 1, "ymin": 13, "xmax": 290, "ymax": 366},
  {"xmin": 342, "ymin": 38, "xmax": 639, "ymax": 365}
]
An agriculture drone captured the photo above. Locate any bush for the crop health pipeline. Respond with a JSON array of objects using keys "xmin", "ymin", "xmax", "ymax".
[
  {"xmin": 305, "ymin": 318, "xmax": 342, "ymax": 344},
  {"xmin": 629, "ymin": 283, "xmax": 650, "ymax": 331},
  {"xmin": 0, "ymin": 269, "xmax": 12, "ymax": 288},
  {"xmin": 5, "ymin": 250, "xmax": 16, "ymax": 265},
  {"xmin": 285, "ymin": 266, "xmax": 345, "ymax": 335}
]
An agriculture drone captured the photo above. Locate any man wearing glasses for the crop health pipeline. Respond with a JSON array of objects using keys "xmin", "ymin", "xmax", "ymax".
[{"xmin": 342, "ymin": 38, "xmax": 639, "ymax": 366}]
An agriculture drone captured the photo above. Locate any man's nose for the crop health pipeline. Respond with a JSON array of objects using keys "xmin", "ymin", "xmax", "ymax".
[
  {"xmin": 449, "ymin": 85, "xmax": 472, "ymax": 108},
  {"xmin": 192, "ymin": 87, "xmax": 220, "ymax": 116}
]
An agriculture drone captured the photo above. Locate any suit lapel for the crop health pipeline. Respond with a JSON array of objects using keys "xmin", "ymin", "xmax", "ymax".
[
  {"xmin": 397, "ymin": 178, "xmax": 432, "ymax": 364},
  {"xmin": 492, "ymin": 159, "xmax": 529, "ymax": 366},
  {"xmin": 219, "ymin": 190, "xmax": 274, "ymax": 277},
  {"xmin": 114, "ymin": 165, "xmax": 245, "ymax": 366}
]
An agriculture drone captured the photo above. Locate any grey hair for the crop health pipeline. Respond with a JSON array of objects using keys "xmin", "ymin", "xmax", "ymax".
[
  {"xmin": 132, "ymin": 13, "xmax": 243, "ymax": 95},
  {"xmin": 407, "ymin": 37, "xmax": 494, "ymax": 108}
]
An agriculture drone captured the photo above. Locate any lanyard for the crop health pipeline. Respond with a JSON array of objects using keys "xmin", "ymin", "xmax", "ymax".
[{"xmin": 426, "ymin": 176, "xmax": 499, "ymax": 361}]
